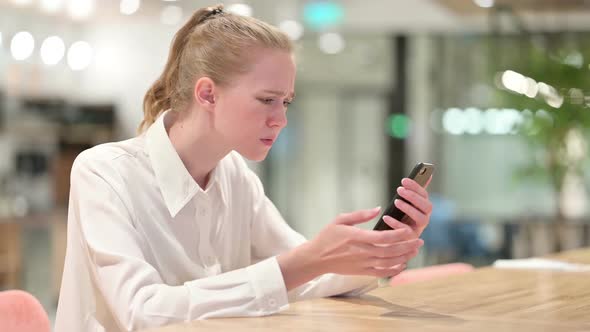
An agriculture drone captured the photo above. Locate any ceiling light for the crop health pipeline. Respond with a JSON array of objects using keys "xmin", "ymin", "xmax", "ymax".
[
  {"xmin": 40, "ymin": 0, "xmax": 64, "ymax": 13},
  {"xmin": 318, "ymin": 32, "xmax": 345, "ymax": 54},
  {"xmin": 227, "ymin": 3, "xmax": 252, "ymax": 17},
  {"xmin": 11, "ymin": 31, "xmax": 35, "ymax": 61},
  {"xmin": 41, "ymin": 36, "xmax": 66, "ymax": 65},
  {"xmin": 161, "ymin": 5, "xmax": 183, "ymax": 25},
  {"xmin": 473, "ymin": 0, "xmax": 494, "ymax": 8},
  {"xmin": 279, "ymin": 20, "xmax": 304, "ymax": 41},
  {"xmin": 120, "ymin": 0, "xmax": 140, "ymax": 15},
  {"xmin": 67, "ymin": 0, "xmax": 95, "ymax": 20},
  {"xmin": 67, "ymin": 41, "xmax": 93, "ymax": 71}
]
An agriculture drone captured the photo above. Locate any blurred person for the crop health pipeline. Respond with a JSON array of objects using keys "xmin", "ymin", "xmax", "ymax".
[{"xmin": 55, "ymin": 4, "xmax": 433, "ymax": 331}]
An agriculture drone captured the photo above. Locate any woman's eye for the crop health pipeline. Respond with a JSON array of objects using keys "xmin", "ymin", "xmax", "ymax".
[{"xmin": 258, "ymin": 98, "xmax": 293, "ymax": 107}]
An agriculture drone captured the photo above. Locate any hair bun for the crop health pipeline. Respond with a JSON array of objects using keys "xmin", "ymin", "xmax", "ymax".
[{"xmin": 203, "ymin": 6, "xmax": 224, "ymax": 20}]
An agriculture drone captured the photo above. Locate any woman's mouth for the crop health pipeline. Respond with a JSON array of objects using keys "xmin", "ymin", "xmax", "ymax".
[{"xmin": 260, "ymin": 138, "xmax": 274, "ymax": 146}]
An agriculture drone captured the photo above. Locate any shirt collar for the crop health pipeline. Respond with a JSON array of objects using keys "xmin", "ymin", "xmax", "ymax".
[{"xmin": 145, "ymin": 110, "xmax": 227, "ymax": 217}]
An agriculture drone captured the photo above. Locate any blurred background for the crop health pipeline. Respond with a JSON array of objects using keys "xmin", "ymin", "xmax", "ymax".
[{"xmin": 0, "ymin": 0, "xmax": 589, "ymax": 327}]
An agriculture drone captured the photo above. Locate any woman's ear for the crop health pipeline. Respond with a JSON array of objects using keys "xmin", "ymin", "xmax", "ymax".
[{"xmin": 194, "ymin": 77, "xmax": 216, "ymax": 111}]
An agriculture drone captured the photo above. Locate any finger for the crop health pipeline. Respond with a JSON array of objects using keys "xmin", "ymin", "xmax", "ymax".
[
  {"xmin": 354, "ymin": 227, "xmax": 416, "ymax": 245},
  {"xmin": 396, "ymin": 186, "xmax": 433, "ymax": 215},
  {"xmin": 369, "ymin": 255, "xmax": 413, "ymax": 269},
  {"xmin": 335, "ymin": 206, "xmax": 381, "ymax": 226},
  {"xmin": 408, "ymin": 248, "xmax": 420, "ymax": 259},
  {"xmin": 401, "ymin": 178, "xmax": 429, "ymax": 199},
  {"xmin": 376, "ymin": 240, "xmax": 423, "ymax": 258},
  {"xmin": 366, "ymin": 264, "xmax": 406, "ymax": 278},
  {"xmin": 382, "ymin": 215, "xmax": 414, "ymax": 232},
  {"xmin": 357, "ymin": 239, "xmax": 423, "ymax": 258},
  {"xmin": 425, "ymin": 175, "xmax": 433, "ymax": 189},
  {"xmin": 394, "ymin": 199, "xmax": 429, "ymax": 230}
]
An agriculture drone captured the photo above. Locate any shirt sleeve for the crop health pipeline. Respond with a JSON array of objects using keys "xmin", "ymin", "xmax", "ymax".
[
  {"xmin": 247, "ymin": 168, "xmax": 378, "ymax": 303},
  {"xmin": 70, "ymin": 154, "xmax": 290, "ymax": 331}
]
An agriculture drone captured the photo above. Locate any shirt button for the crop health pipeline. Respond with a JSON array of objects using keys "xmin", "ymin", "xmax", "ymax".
[
  {"xmin": 268, "ymin": 298, "xmax": 277, "ymax": 307},
  {"xmin": 198, "ymin": 208, "xmax": 207, "ymax": 217}
]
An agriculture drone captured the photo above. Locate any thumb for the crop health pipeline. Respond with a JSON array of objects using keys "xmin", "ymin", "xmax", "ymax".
[
  {"xmin": 383, "ymin": 215, "xmax": 414, "ymax": 231},
  {"xmin": 334, "ymin": 206, "xmax": 381, "ymax": 226}
]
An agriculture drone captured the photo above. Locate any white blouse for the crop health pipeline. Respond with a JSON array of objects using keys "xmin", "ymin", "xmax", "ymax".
[{"xmin": 55, "ymin": 111, "xmax": 377, "ymax": 332}]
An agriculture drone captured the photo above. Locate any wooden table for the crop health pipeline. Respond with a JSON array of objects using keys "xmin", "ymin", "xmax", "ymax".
[{"xmin": 145, "ymin": 248, "xmax": 590, "ymax": 332}]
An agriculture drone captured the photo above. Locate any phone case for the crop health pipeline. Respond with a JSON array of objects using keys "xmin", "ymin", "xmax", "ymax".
[{"xmin": 373, "ymin": 162, "xmax": 435, "ymax": 231}]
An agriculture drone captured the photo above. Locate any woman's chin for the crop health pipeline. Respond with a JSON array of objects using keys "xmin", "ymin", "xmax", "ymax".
[{"xmin": 237, "ymin": 148, "xmax": 269, "ymax": 162}]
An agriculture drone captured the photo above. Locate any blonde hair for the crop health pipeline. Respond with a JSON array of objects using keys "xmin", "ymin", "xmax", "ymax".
[{"xmin": 138, "ymin": 4, "xmax": 294, "ymax": 133}]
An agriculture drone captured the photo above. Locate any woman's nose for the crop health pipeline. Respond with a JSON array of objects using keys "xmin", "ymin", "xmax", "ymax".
[{"xmin": 267, "ymin": 109, "xmax": 287, "ymax": 128}]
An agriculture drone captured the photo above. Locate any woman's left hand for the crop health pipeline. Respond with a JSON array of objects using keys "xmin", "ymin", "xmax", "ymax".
[{"xmin": 386, "ymin": 175, "xmax": 433, "ymax": 237}]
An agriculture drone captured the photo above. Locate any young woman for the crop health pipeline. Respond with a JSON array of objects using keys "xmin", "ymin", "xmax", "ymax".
[{"xmin": 55, "ymin": 5, "xmax": 432, "ymax": 331}]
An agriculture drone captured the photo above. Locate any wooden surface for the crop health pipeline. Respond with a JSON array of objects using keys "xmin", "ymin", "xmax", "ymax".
[{"xmin": 144, "ymin": 248, "xmax": 590, "ymax": 332}]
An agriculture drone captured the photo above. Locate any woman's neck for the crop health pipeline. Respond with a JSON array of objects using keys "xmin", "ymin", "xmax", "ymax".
[{"xmin": 165, "ymin": 108, "xmax": 231, "ymax": 189}]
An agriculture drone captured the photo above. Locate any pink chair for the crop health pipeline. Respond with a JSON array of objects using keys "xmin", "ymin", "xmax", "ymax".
[
  {"xmin": 390, "ymin": 263, "xmax": 474, "ymax": 286},
  {"xmin": 0, "ymin": 290, "xmax": 51, "ymax": 332}
]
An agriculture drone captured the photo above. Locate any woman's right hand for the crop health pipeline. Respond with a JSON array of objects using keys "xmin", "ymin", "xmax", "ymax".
[{"xmin": 307, "ymin": 207, "xmax": 423, "ymax": 278}]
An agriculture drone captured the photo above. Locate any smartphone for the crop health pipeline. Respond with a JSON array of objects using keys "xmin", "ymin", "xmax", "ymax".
[{"xmin": 373, "ymin": 162, "xmax": 435, "ymax": 231}]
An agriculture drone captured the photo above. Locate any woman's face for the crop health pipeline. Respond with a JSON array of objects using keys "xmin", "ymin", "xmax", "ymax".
[{"xmin": 214, "ymin": 49, "xmax": 296, "ymax": 161}]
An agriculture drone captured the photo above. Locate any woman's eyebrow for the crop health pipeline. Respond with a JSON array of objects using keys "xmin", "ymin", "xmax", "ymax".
[{"xmin": 261, "ymin": 89, "xmax": 296, "ymax": 99}]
